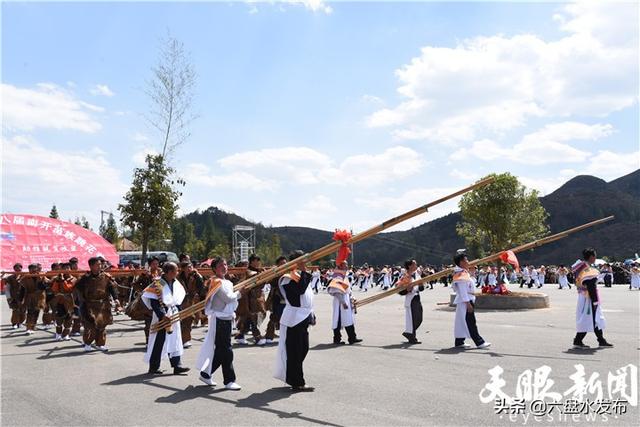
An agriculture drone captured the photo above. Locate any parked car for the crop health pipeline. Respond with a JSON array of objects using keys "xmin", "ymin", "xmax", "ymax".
[{"xmin": 118, "ymin": 251, "xmax": 179, "ymax": 266}]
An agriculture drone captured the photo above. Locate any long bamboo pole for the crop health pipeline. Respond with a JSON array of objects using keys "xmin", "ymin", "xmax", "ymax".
[
  {"xmin": 0, "ymin": 269, "xmax": 151, "ymax": 278},
  {"xmin": 151, "ymin": 177, "xmax": 496, "ymax": 332},
  {"xmin": 0, "ymin": 267, "xmax": 254, "ymax": 279},
  {"xmin": 355, "ymin": 215, "xmax": 615, "ymax": 308}
]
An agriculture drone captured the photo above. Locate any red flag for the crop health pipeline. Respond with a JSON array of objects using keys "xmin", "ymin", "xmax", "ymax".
[
  {"xmin": 499, "ymin": 250, "xmax": 520, "ymax": 272},
  {"xmin": 332, "ymin": 229, "xmax": 352, "ymax": 265}
]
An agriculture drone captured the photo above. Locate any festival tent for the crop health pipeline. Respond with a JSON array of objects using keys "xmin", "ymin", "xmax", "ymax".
[{"xmin": 0, "ymin": 213, "xmax": 118, "ymax": 271}]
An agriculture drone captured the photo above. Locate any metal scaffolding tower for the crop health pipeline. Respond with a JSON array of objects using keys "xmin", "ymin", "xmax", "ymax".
[{"xmin": 232, "ymin": 225, "xmax": 256, "ymax": 264}]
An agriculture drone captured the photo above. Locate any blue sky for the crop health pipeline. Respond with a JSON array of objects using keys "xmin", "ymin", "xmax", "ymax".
[{"xmin": 2, "ymin": 1, "xmax": 639, "ymax": 232}]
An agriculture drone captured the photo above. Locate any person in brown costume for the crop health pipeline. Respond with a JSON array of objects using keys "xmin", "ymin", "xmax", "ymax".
[{"xmin": 74, "ymin": 257, "xmax": 121, "ymax": 352}]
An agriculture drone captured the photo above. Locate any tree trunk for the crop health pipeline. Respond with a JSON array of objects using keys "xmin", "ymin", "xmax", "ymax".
[{"xmin": 141, "ymin": 229, "xmax": 149, "ymax": 267}]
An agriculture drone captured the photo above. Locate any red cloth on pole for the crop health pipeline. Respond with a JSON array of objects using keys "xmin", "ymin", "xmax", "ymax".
[
  {"xmin": 499, "ymin": 250, "xmax": 520, "ymax": 272},
  {"xmin": 332, "ymin": 229, "xmax": 352, "ymax": 265}
]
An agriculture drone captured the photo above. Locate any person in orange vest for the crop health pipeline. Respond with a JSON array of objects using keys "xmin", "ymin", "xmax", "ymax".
[{"xmin": 50, "ymin": 263, "xmax": 76, "ymax": 341}]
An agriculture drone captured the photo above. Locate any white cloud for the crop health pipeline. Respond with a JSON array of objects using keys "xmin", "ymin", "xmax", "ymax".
[
  {"xmin": 2, "ymin": 135, "xmax": 127, "ymax": 226},
  {"xmin": 246, "ymin": 0, "xmax": 332, "ymax": 15},
  {"xmin": 452, "ymin": 122, "xmax": 613, "ymax": 165},
  {"xmin": 454, "ymin": 138, "xmax": 590, "ymax": 165},
  {"xmin": 285, "ymin": 0, "xmax": 332, "ymax": 14},
  {"xmin": 518, "ymin": 176, "xmax": 568, "ymax": 196},
  {"xmin": 449, "ymin": 168, "xmax": 478, "ymax": 181},
  {"xmin": 361, "ymin": 94, "xmax": 385, "ymax": 106},
  {"xmin": 554, "ymin": 2, "xmax": 638, "ymax": 47},
  {"xmin": 282, "ymin": 0, "xmax": 333, "ymax": 15},
  {"xmin": 327, "ymin": 146, "xmax": 425, "ymax": 186},
  {"xmin": 366, "ymin": 3, "xmax": 638, "ymax": 145},
  {"xmin": 212, "ymin": 145, "xmax": 424, "ymax": 189},
  {"xmin": 182, "ymin": 163, "xmax": 278, "ymax": 191},
  {"xmin": 271, "ymin": 194, "xmax": 338, "ymax": 230},
  {"xmin": 132, "ymin": 147, "xmax": 159, "ymax": 166},
  {"xmin": 1, "ymin": 83, "xmax": 103, "ymax": 133},
  {"xmin": 355, "ymin": 186, "xmax": 463, "ymax": 230},
  {"xmin": 131, "ymin": 132, "xmax": 150, "ymax": 142},
  {"xmin": 521, "ymin": 122, "xmax": 614, "ymax": 146},
  {"xmin": 90, "ymin": 84, "xmax": 115, "ymax": 97},
  {"xmin": 584, "ymin": 150, "xmax": 640, "ymax": 181}
]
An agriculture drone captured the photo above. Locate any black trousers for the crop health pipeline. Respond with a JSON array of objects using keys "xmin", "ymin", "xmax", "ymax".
[
  {"xmin": 455, "ymin": 302, "xmax": 485, "ymax": 346},
  {"xmin": 604, "ymin": 275, "xmax": 612, "ymax": 287},
  {"xmin": 574, "ymin": 302, "xmax": 606, "ymax": 344},
  {"xmin": 149, "ymin": 329, "xmax": 181, "ymax": 371},
  {"xmin": 202, "ymin": 318, "xmax": 236, "ymax": 384},
  {"xmin": 333, "ymin": 310, "xmax": 356, "ymax": 343},
  {"xmin": 408, "ymin": 297, "xmax": 423, "ymax": 338},
  {"xmin": 286, "ymin": 317, "xmax": 310, "ymax": 387}
]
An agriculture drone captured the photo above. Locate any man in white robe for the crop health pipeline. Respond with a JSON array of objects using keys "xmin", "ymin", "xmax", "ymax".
[
  {"xmin": 327, "ymin": 263, "xmax": 362, "ymax": 345},
  {"xmin": 520, "ymin": 266, "xmax": 531, "ymax": 288},
  {"xmin": 310, "ymin": 268, "xmax": 321, "ymax": 294},
  {"xmin": 273, "ymin": 251, "xmax": 315, "ymax": 392},
  {"xmin": 196, "ymin": 257, "xmax": 242, "ymax": 390},
  {"xmin": 398, "ymin": 259, "xmax": 424, "ymax": 344},
  {"xmin": 537, "ymin": 266, "xmax": 546, "ymax": 288},
  {"xmin": 557, "ymin": 265, "xmax": 571, "ymax": 289},
  {"xmin": 532, "ymin": 266, "xmax": 541, "ymax": 288},
  {"xmin": 382, "ymin": 266, "xmax": 392, "ymax": 290},
  {"xmin": 451, "ymin": 254, "xmax": 491, "ymax": 349},
  {"xmin": 572, "ymin": 248, "xmax": 612, "ymax": 349},
  {"xmin": 142, "ymin": 262, "xmax": 190, "ymax": 375}
]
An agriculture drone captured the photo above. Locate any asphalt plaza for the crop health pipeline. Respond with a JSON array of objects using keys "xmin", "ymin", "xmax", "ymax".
[{"xmin": 1, "ymin": 283, "xmax": 638, "ymax": 426}]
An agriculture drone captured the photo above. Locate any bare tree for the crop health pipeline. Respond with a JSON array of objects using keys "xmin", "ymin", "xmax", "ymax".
[{"xmin": 145, "ymin": 33, "xmax": 198, "ymax": 159}]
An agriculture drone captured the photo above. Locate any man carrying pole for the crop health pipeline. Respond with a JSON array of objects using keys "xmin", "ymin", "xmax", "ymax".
[
  {"xmin": 274, "ymin": 250, "xmax": 315, "ymax": 392},
  {"xmin": 451, "ymin": 252, "xmax": 491, "ymax": 349},
  {"xmin": 571, "ymin": 248, "xmax": 613, "ymax": 349}
]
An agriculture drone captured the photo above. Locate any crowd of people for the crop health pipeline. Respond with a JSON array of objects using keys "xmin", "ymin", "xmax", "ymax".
[
  {"xmin": 301, "ymin": 260, "xmax": 640, "ymax": 294},
  {"xmin": 2, "ymin": 248, "xmax": 637, "ymax": 392}
]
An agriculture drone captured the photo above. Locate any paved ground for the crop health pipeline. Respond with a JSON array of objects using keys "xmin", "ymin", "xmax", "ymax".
[{"xmin": 1, "ymin": 283, "xmax": 638, "ymax": 426}]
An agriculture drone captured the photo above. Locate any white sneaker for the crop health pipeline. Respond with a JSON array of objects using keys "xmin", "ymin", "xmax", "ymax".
[
  {"xmin": 265, "ymin": 339, "xmax": 273, "ymax": 344},
  {"xmin": 225, "ymin": 382, "xmax": 241, "ymax": 391},
  {"xmin": 55, "ymin": 334, "xmax": 62, "ymax": 341},
  {"xmin": 84, "ymin": 344, "xmax": 94, "ymax": 352},
  {"xmin": 477, "ymin": 342, "xmax": 492, "ymax": 349},
  {"xmin": 12, "ymin": 324, "xmax": 18, "ymax": 329},
  {"xmin": 235, "ymin": 338, "xmax": 248, "ymax": 345},
  {"xmin": 63, "ymin": 335, "xmax": 71, "ymax": 341},
  {"xmin": 26, "ymin": 330, "xmax": 34, "ymax": 335},
  {"xmin": 199, "ymin": 375, "xmax": 216, "ymax": 386},
  {"xmin": 256, "ymin": 338, "xmax": 267, "ymax": 346},
  {"xmin": 72, "ymin": 332, "xmax": 81, "ymax": 336},
  {"xmin": 97, "ymin": 345, "xmax": 109, "ymax": 352},
  {"xmin": 456, "ymin": 343, "xmax": 472, "ymax": 349},
  {"xmin": 183, "ymin": 341, "xmax": 192, "ymax": 348}
]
